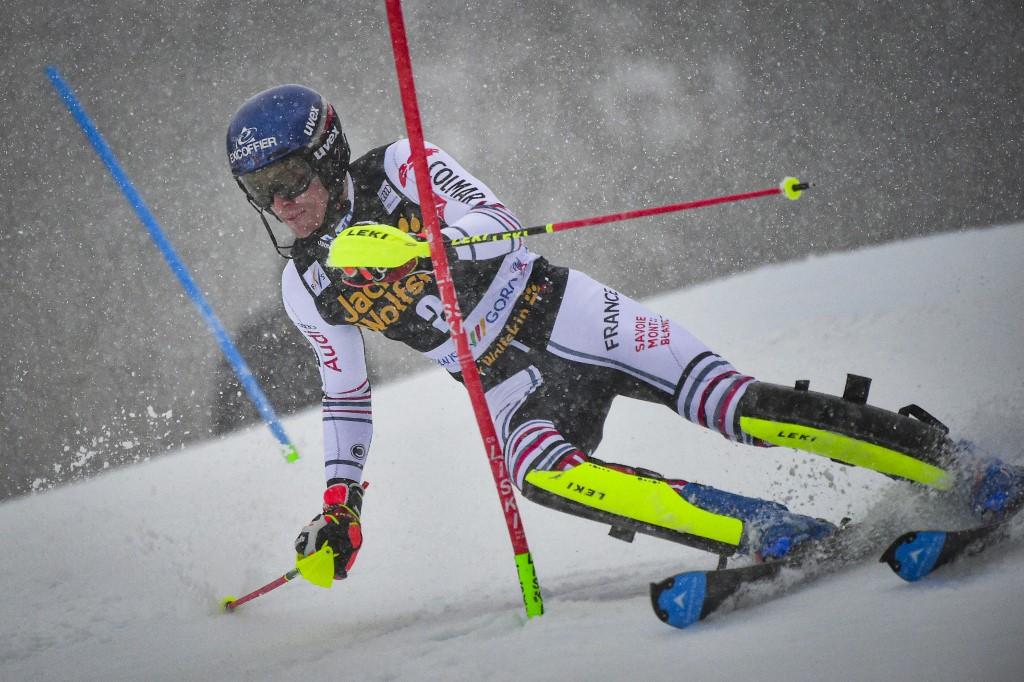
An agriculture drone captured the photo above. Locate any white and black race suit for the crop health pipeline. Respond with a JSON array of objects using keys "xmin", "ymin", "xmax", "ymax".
[{"xmin": 281, "ymin": 139, "xmax": 757, "ymax": 488}]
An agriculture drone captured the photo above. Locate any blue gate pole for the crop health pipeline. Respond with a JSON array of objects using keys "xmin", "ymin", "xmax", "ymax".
[{"xmin": 46, "ymin": 66, "xmax": 300, "ymax": 462}]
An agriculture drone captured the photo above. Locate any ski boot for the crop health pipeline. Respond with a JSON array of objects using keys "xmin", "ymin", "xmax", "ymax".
[
  {"xmin": 523, "ymin": 461, "xmax": 838, "ymax": 559},
  {"xmin": 964, "ymin": 457, "xmax": 1024, "ymax": 521},
  {"xmin": 942, "ymin": 439, "xmax": 1024, "ymax": 522},
  {"xmin": 742, "ymin": 508, "xmax": 839, "ymax": 561},
  {"xmin": 678, "ymin": 482, "xmax": 838, "ymax": 561}
]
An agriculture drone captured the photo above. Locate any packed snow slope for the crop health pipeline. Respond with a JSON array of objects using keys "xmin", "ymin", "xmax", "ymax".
[{"xmin": 3, "ymin": 224, "xmax": 1023, "ymax": 681}]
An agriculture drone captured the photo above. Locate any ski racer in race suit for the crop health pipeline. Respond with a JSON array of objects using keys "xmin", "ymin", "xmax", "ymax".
[{"xmin": 227, "ymin": 85, "xmax": 1024, "ymax": 580}]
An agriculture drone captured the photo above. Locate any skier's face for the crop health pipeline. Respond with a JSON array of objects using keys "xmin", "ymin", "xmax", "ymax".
[{"xmin": 273, "ymin": 175, "xmax": 330, "ymax": 239}]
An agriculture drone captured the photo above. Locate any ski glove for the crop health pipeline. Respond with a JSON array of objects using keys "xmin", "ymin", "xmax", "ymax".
[
  {"xmin": 295, "ymin": 479, "xmax": 366, "ymax": 580},
  {"xmin": 337, "ymin": 260, "xmax": 422, "ymax": 288}
]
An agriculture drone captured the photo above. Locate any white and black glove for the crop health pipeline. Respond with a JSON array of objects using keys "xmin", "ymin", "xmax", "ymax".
[{"xmin": 295, "ymin": 479, "xmax": 366, "ymax": 580}]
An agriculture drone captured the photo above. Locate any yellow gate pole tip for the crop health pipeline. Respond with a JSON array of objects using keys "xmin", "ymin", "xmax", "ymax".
[{"xmin": 220, "ymin": 596, "xmax": 238, "ymax": 611}]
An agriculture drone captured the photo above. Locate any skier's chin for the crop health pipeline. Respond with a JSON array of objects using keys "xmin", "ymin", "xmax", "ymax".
[{"xmin": 285, "ymin": 213, "xmax": 320, "ymax": 238}]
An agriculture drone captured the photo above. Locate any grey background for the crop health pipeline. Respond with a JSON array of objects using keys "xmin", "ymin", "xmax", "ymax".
[{"xmin": 2, "ymin": 1, "xmax": 1022, "ymax": 499}]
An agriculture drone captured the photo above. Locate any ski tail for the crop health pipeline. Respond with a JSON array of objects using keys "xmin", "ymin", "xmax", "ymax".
[
  {"xmin": 879, "ymin": 531, "xmax": 948, "ymax": 582},
  {"xmin": 880, "ymin": 521, "xmax": 1012, "ymax": 582},
  {"xmin": 650, "ymin": 562, "xmax": 779, "ymax": 628},
  {"xmin": 650, "ymin": 572, "xmax": 708, "ymax": 628},
  {"xmin": 650, "ymin": 522, "xmax": 867, "ymax": 629}
]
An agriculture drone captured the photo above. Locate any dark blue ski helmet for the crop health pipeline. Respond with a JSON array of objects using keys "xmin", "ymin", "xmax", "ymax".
[
  {"xmin": 228, "ymin": 84, "xmax": 350, "ymax": 192},
  {"xmin": 227, "ymin": 85, "xmax": 352, "ymax": 254}
]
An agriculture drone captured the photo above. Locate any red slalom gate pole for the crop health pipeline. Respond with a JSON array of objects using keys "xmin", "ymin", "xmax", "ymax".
[{"xmin": 384, "ymin": 0, "xmax": 544, "ymax": 618}]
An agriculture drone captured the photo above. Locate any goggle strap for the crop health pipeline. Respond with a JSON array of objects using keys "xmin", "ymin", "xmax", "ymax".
[{"xmin": 246, "ymin": 194, "xmax": 294, "ymax": 259}]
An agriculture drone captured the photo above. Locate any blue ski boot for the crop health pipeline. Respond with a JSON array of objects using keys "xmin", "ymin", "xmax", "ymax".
[
  {"xmin": 678, "ymin": 483, "xmax": 838, "ymax": 561},
  {"xmin": 946, "ymin": 440, "xmax": 1024, "ymax": 521},
  {"xmin": 742, "ymin": 508, "xmax": 839, "ymax": 561},
  {"xmin": 966, "ymin": 458, "xmax": 1024, "ymax": 521}
]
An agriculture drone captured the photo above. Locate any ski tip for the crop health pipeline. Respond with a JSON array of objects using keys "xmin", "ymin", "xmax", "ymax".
[
  {"xmin": 650, "ymin": 572, "xmax": 708, "ymax": 629},
  {"xmin": 880, "ymin": 531, "xmax": 947, "ymax": 582}
]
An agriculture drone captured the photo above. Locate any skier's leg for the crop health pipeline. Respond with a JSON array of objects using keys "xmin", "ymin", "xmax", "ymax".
[
  {"xmin": 734, "ymin": 379, "xmax": 952, "ymax": 487},
  {"xmin": 542, "ymin": 270, "xmax": 1011, "ymax": 503},
  {"xmin": 541, "ymin": 270, "xmax": 758, "ymax": 443},
  {"xmin": 734, "ymin": 380, "xmax": 1024, "ymax": 519},
  {"xmin": 499, "ymin": 269, "xmax": 1018, "ymax": 550},
  {"xmin": 484, "ymin": 362, "xmax": 835, "ymax": 559}
]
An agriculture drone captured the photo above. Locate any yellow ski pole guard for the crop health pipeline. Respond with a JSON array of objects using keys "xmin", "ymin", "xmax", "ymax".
[
  {"xmin": 326, "ymin": 223, "xmax": 431, "ymax": 269},
  {"xmin": 295, "ymin": 544, "xmax": 337, "ymax": 588}
]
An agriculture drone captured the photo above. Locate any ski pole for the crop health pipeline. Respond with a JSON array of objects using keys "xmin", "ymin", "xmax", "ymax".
[
  {"xmin": 221, "ymin": 543, "xmax": 335, "ymax": 612},
  {"xmin": 484, "ymin": 176, "xmax": 810, "ymax": 245},
  {"xmin": 221, "ymin": 569, "xmax": 300, "ymax": 612},
  {"xmin": 328, "ymin": 178, "xmax": 811, "ymax": 269}
]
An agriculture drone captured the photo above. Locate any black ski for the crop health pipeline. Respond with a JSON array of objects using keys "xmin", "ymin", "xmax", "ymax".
[
  {"xmin": 650, "ymin": 517, "xmax": 1021, "ymax": 629},
  {"xmin": 650, "ymin": 525, "xmax": 873, "ymax": 629},
  {"xmin": 879, "ymin": 515, "xmax": 1018, "ymax": 582}
]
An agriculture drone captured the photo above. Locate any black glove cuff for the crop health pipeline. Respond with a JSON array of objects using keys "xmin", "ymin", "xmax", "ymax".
[{"xmin": 324, "ymin": 478, "xmax": 364, "ymax": 517}]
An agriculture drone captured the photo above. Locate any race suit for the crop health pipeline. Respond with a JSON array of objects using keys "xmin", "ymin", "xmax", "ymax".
[{"xmin": 281, "ymin": 139, "xmax": 757, "ymax": 490}]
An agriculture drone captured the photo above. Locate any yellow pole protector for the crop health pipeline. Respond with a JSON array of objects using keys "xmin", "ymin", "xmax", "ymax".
[
  {"xmin": 295, "ymin": 544, "xmax": 337, "ymax": 588},
  {"xmin": 740, "ymin": 417, "xmax": 953, "ymax": 490},
  {"xmin": 525, "ymin": 462, "xmax": 744, "ymax": 546},
  {"xmin": 326, "ymin": 223, "xmax": 432, "ymax": 269}
]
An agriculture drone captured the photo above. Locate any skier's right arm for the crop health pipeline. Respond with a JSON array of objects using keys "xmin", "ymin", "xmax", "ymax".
[{"xmin": 282, "ymin": 263, "xmax": 371, "ymax": 579}]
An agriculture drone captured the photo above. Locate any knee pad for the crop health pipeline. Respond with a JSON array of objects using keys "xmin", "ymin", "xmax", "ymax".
[{"xmin": 737, "ymin": 374, "xmax": 955, "ymax": 489}]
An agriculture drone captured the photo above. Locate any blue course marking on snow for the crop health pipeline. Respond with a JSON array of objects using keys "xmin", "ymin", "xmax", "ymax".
[
  {"xmin": 893, "ymin": 532, "xmax": 946, "ymax": 582},
  {"xmin": 45, "ymin": 66, "xmax": 298, "ymax": 461},
  {"xmin": 658, "ymin": 572, "xmax": 707, "ymax": 628}
]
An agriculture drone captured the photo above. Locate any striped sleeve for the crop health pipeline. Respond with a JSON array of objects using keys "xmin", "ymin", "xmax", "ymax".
[
  {"xmin": 282, "ymin": 262, "xmax": 373, "ymax": 484},
  {"xmin": 320, "ymin": 379, "xmax": 373, "ymax": 483}
]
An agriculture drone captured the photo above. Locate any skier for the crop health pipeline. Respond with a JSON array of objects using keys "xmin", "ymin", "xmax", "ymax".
[{"xmin": 226, "ymin": 84, "xmax": 1023, "ymax": 580}]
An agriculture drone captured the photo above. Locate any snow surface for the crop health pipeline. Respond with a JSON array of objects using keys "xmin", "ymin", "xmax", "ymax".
[{"xmin": 3, "ymin": 224, "xmax": 1023, "ymax": 681}]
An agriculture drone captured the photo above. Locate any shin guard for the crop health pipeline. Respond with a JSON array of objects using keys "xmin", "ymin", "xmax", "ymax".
[
  {"xmin": 523, "ymin": 462, "xmax": 744, "ymax": 555},
  {"xmin": 737, "ymin": 375, "xmax": 955, "ymax": 489}
]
